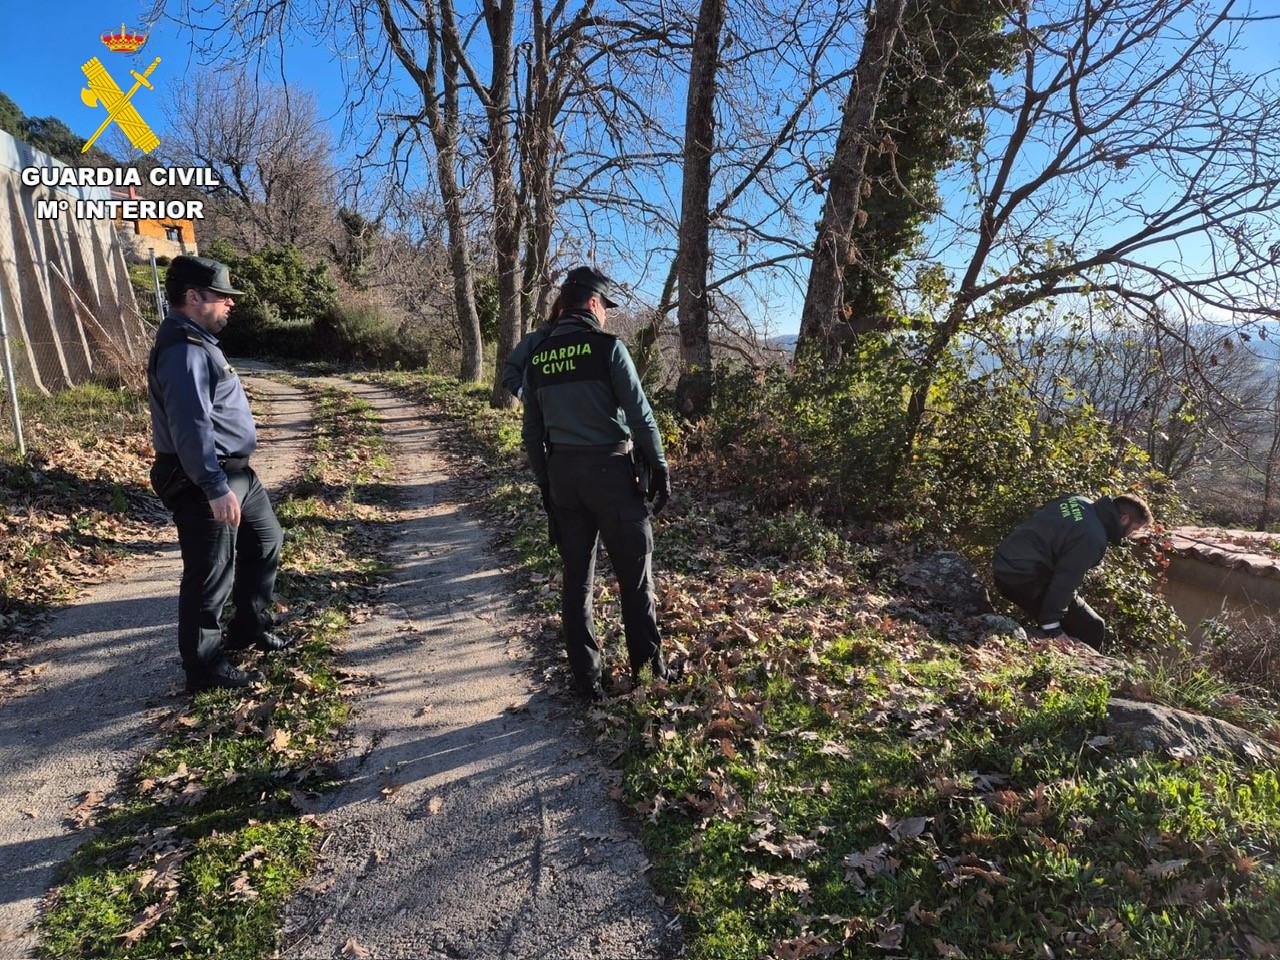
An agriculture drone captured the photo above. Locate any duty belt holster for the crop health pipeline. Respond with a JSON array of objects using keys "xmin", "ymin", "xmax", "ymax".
[
  {"xmin": 152, "ymin": 453, "xmax": 251, "ymax": 507},
  {"xmin": 632, "ymin": 448, "xmax": 652, "ymax": 498},
  {"xmin": 542, "ymin": 435, "xmax": 560, "ymax": 549}
]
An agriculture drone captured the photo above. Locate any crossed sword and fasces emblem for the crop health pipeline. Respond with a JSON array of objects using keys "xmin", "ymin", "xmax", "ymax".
[{"xmin": 79, "ymin": 56, "xmax": 161, "ymax": 154}]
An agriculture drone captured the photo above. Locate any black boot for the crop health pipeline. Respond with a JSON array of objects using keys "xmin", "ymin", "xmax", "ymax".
[
  {"xmin": 574, "ymin": 678, "xmax": 609, "ymax": 703},
  {"xmin": 226, "ymin": 630, "xmax": 292, "ymax": 653},
  {"xmin": 186, "ymin": 660, "xmax": 263, "ymax": 693},
  {"xmin": 631, "ymin": 656, "xmax": 677, "ymax": 686}
]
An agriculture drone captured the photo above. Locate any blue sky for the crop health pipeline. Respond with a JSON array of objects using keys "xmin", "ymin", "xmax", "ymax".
[
  {"xmin": 0, "ymin": 0, "xmax": 349, "ymax": 143},
  {"xmin": 4, "ymin": 2, "xmax": 1280, "ymax": 338}
]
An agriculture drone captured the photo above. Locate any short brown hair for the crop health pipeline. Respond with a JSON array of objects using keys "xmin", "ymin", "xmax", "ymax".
[{"xmin": 1114, "ymin": 494, "xmax": 1153, "ymax": 526}]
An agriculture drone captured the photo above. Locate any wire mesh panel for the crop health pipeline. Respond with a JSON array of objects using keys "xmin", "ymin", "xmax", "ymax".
[{"xmin": 0, "ymin": 130, "xmax": 147, "ymax": 411}]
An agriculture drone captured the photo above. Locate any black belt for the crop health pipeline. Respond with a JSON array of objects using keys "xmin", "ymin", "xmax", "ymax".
[
  {"xmin": 550, "ymin": 442, "xmax": 632, "ymax": 456},
  {"xmin": 155, "ymin": 452, "xmax": 252, "ymax": 471}
]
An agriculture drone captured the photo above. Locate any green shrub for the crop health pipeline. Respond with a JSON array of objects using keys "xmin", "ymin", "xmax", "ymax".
[
  {"xmin": 198, "ymin": 240, "xmax": 337, "ymax": 358},
  {"xmin": 747, "ymin": 510, "xmax": 851, "ymax": 565},
  {"xmin": 313, "ymin": 301, "xmax": 434, "ymax": 369},
  {"xmin": 694, "ymin": 335, "xmax": 1184, "ymax": 650}
]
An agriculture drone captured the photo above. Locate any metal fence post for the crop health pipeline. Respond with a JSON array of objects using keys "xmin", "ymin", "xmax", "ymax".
[
  {"xmin": 0, "ymin": 290, "xmax": 26, "ymax": 457},
  {"xmin": 149, "ymin": 247, "xmax": 165, "ymax": 321}
]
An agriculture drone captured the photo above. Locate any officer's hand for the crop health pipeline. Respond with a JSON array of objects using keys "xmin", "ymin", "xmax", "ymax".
[
  {"xmin": 539, "ymin": 483, "xmax": 554, "ymax": 515},
  {"xmin": 649, "ymin": 466, "xmax": 671, "ymax": 514},
  {"xmin": 210, "ymin": 490, "xmax": 241, "ymax": 527}
]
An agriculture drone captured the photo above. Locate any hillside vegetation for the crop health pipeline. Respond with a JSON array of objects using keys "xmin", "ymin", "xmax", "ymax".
[{"xmin": 366, "ymin": 370, "xmax": 1280, "ymax": 960}]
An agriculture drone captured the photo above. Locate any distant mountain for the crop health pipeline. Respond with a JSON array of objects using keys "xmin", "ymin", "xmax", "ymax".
[{"xmin": 768, "ymin": 334, "xmax": 798, "ymax": 355}]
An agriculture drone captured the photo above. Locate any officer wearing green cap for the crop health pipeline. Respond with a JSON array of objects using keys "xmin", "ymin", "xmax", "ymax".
[
  {"xmin": 521, "ymin": 266, "xmax": 673, "ymax": 701},
  {"xmin": 148, "ymin": 255, "xmax": 289, "ymax": 693}
]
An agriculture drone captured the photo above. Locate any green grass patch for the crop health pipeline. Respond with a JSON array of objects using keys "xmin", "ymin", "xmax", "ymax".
[
  {"xmin": 604, "ymin": 627, "xmax": 1280, "ymax": 959},
  {"xmin": 39, "ymin": 380, "xmax": 392, "ymax": 959}
]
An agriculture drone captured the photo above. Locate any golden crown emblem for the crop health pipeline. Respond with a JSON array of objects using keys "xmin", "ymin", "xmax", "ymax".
[{"xmin": 101, "ymin": 23, "xmax": 147, "ymax": 53}]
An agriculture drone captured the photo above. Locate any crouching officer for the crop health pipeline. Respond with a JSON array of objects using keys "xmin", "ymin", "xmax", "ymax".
[
  {"xmin": 148, "ymin": 255, "xmax": 289, "ymax": 693},
  {"xmin": 992, "ymin": 493, "xmax": 1152, "ymax": 650},
  {"xmin": 521, "ymin": 266, "xmax": 672, "ymax": 701}
]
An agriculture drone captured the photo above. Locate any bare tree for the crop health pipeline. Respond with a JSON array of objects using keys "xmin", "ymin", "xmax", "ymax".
[
  {"xmin": 163, "ymin": 73, "xmax": 336, "ymax": 255},
  {"xmin": 374, "ymin": 0, "xmax": 485, "ymax": 381},
  {"xmin": 795, "ymin": 0, "xmax": 907, "ymax": 360},
  {"xmin": 904, "ymin": 0, "xmax": 1280, "ymax": 448},
  {"xmin": 1006, "ymin": 310, "xmax": 1266, "ymax": 481},
  {"xmin": 441, "ymin": 0, "xmax": 523, "ymax": 407}
]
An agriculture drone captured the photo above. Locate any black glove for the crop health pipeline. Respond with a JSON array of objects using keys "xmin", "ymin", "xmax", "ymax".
[{"xmin": 648, "ymin": 466, "xmax": 671, "ymax": 514}]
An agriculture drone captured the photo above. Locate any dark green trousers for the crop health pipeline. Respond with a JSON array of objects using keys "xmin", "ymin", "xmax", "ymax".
[
  {"xmin": 151, "ymin": 461, "xmax": 282, "ymax": 679},
  {"xmin": 993, "ymin": 575, "xmax": 1106, "ymax": 650},
  {"xmin": 548, "ymin": 449, "xmax": 662, "ymax": 688}
]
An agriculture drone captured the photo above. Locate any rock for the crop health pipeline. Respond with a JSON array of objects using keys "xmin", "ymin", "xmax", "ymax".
[
  {"xmin": 1106, "ymin": 698, "xmax": 1280, "ymax": 763},
  {"xmin": 898, "ymin": 551, "xmax": 994, "ymax": 616},
  {"xmin": 972, "ymin": 614, "xmax": 1027, "ymax": 642}
]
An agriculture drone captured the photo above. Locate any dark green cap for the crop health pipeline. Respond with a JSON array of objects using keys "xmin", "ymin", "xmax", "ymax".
[
  {"xmin": 166, "ymin": 255, "xmax": 246, "ymax": 298},
  {"xmin": 562, "ymin": 265, "xmax": 621, "ymax": 308}
]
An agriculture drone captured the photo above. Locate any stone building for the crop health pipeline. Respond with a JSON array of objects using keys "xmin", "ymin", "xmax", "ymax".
[{"xmin": 112, "ymin": 184, "xmax": 199, "ymax": 260}]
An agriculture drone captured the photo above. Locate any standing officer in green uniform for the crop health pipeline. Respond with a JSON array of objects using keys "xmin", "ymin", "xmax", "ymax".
[
  {"xmin": 522, "ymin": 267, "xmax": 672, "ymax": 701},
  {"xmin": 148, "ymin": 256, "xmax": 289, "ymax": 692}
]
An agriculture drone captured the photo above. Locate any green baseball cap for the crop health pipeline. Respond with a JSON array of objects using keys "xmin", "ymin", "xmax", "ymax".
[
  {"xmin": 167, "ymin": 255, "xmax": 246, "ymax": 297},
  {"xmin": 562, "ymin": 265, "xmax": 621, "ymax": 308}
]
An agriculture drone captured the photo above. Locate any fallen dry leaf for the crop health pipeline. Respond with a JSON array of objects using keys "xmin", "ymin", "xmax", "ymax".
[
  {"xmin": 118, "ymin": 895, "xmax": 176, "ymax": 946},
  {"xmin": 67, "ymin": 790, "xmax": 105, "ymax": 827},
  {"xmin": 342, "ymin": 936, "xmax": 373, "ymax": 958},
  {"xmin": 746, "ymin": 871, "xmax": 810, "ymax": 896},
  {"xmin": 1145, "ymin": 858, "xmax": 1190, "ymax": 879},
  {"xmin": 427, "ymin": 796, "xmax": 444, "ymax": 816},
  {"xmin": 875, "ymin": 923, "xmax": 904, "ymax": 950},
  {"xmin": 772, "ymin": 934, "xmax": 840, "ymax": 958},
  {"xmin": 269, "ymin": 727, "xmax": 293, "ymax": 752},
  {"xmin": 1246, "ymin": 934, "xmax": 1280, "ymax": 957}
]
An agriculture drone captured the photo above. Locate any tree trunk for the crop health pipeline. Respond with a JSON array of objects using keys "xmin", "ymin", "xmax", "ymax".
[
  {"xmin": 795, "ymin": 0, "xmax": 906, "ymax": 362},
  {"xmin": 1259, "ymin": 377, "xmax": 1280, "ymax": 530},
  {"xmin": 446, "ymin": 192, "xmax": 483, "ymax": 382},
  {"xmin": 376, "ymin": 0, "xmax": 483, "ymax": 381},
  {"xmin": 519, "ymin": 0, "xmax": 558, "ymax": 333},
  {"xmin": 438, "ymin": 0, "xmax": 483, "ymax": 382},
  {"xmin": 674, "ymin": 0, "xmax": 724, "ymax": 418},
  {"xmin": 634, "ymin": 258, "xmax": 679, "ymax": 386},
  {"xmin": 483, "ymin": 0, "xmax": 524, "ymax": 409}
]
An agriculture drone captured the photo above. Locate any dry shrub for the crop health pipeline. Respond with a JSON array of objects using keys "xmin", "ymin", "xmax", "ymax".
[{"xmin": 1202, "ymin": 611, "xmax": 1280, "ymax": 697}]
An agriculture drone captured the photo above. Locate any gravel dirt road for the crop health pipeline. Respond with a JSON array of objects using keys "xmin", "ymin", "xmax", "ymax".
[
  {"xmin": 281, "ymin": 379, "xmax": 679, "ymax": 960},
  {"xmin": 0, "ymin": 376, "xmax": 312, "ymax": 959}
]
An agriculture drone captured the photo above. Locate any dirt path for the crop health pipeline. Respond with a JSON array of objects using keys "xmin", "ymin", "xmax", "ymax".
[
  {"xmin": 0, "ymin": 376, "xmax": 312, "ymax": 959},
  {"xmin": 281, "ymin": 379, "xmax": 678, "ymax": 960}
]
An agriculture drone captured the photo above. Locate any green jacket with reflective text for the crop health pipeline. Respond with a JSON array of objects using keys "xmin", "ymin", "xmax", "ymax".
[
  {"xmin": 992, "ymin": 494, "xmax": 1124, "ymax": 627},
  {"xmin": 520, "ymin": 310, "xmax": 666, "ymax": 487}
]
